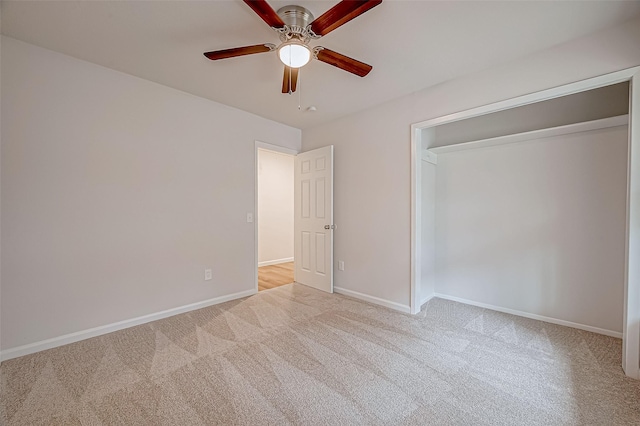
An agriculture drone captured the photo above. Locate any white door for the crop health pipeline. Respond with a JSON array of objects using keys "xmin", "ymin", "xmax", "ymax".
[{"xmin": 294, "ymin": 146, "xmax": 334, "ymax": 293}]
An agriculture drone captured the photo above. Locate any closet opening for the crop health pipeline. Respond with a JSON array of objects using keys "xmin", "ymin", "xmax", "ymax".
[{"xmin": 410, "ymin": 67, "xmax": 640, "ymax": 378}]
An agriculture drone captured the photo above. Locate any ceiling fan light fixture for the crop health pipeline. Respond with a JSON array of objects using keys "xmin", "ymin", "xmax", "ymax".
[{"xmin": 278, "ymin": 40, "xmax": 311, "ymax": 68}]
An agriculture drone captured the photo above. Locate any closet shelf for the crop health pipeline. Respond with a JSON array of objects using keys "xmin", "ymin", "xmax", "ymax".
[{"xmin": 428, "ymin": 114, "xmax": 628, "ymax": 154}]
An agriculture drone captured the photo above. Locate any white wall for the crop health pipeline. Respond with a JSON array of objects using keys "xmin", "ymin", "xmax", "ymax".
[
  {"xmin": 301, "ymin": 17, "xmax": 640, "ymax": 310},
  {"xmin": 434, "ymin": 126, "xmax": 628, "ymax": 333},
  {"xmin": 0, "ymin": 8, "xmax": 3, "ymax": 352},
  {"xmin": 257, "ymin": 149, "xmax": 294, "ymax": 266},
  {"xmin": 0, "ymin": 37, "xmax": 301, "ymax": 352}
]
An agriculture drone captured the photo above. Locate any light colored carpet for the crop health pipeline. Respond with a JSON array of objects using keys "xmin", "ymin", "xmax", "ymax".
[{"xmin": 1, "ymin": 283, "xmax": 639, "ymax": 425}]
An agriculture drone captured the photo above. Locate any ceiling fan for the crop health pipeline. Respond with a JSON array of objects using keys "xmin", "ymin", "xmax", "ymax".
[{"xmin": 204, "ymin": 0, "xmax": 382, "ymax": 94}]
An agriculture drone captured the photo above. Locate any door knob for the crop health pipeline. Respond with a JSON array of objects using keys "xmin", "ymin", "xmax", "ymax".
[{"xmin": 324, "ymin": 225, "xmax": 336, "ymax": 230}]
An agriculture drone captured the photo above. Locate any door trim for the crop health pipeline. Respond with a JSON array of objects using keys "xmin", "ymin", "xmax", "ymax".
[
  {"xmin": 410, "ymin": 66, "xmax": 640, "ymax": 379},
  {"xmin": 254, "ymin": 141, "xmax": 299, "ymax": 294}
]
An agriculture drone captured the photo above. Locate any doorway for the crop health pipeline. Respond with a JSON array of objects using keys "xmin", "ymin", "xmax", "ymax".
[
  {"xmin": 254, "ymin": 142, "xmax": 336, "ymax": 294},
  {"xmin": 256, "ymin": 145, "xmax": 296, "ymax": 291}
]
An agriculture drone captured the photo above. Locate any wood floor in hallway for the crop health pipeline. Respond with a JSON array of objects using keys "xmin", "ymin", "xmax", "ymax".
[{"xmin": 258, "ymin": 262, "xmax": 294, "ymax": 291}]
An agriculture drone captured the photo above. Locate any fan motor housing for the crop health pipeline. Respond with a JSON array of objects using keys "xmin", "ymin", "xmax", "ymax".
[{"xmin": 277, "ymin": 5, "xmax": 314, "ymax": 28}]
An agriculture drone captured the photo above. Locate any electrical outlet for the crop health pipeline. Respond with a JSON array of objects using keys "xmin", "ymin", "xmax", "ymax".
[
  {"xmin": 246, "ymin": 213, "xmax": 253, "ymax": 223},
  {"xmin": 204, "ymin": 269, "xmax": 212, "ymax": 281},
  {"xmin": 338, "ymin": 261, "xmax": 345, "ymax": 271}
]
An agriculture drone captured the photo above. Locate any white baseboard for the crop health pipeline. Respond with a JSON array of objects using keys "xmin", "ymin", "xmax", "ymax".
[
  {"xmin": 0, "ymin": 288, "xmax": 257, "ymax": 362},
  {"xmin": 624, "ymin": 367, "xmax": 640, "ymax": 380},
  {"xmin": 258, "ymin": 257, "xmax": 294, "ymax": 267},
  {"xmin": 420, "ymin": 294, "xmax": 435, "ymax": 309},
  {"xmin": 334, "ymin": 287, "xmax": 411, "ymax": 314},
  {"xmin": 433, "ymin": 293, "xmax": 622, "ymax": 338}
]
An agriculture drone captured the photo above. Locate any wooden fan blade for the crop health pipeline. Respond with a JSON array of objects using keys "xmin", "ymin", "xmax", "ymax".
[
  {"xmin": 310, "ymin": 0, "xmax": 382, "ymax": 37},
  {"xmin": 204, "ymin": 44, "xmax": 274, "ymax": 60},
  {"xmin": 315, "ymin": 48, "xmax": 372, "ymax": 77},
  {"xmin": 243, "ymin": 0, "xmax": 285, "ymax": 28},
  {"xmin": 282, "ymin": 66, "xmax": 299, "ymax": 93}
]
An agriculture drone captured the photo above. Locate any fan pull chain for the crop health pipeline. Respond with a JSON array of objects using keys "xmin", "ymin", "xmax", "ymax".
[{"xmin": 298, "ymin": 70, "xmax": 302, "ymax": 110}]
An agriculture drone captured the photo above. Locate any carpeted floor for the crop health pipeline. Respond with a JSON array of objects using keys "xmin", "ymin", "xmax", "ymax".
[{"xmin": 1, "ymin": 283, "xmax": 639, "ymax": 425}]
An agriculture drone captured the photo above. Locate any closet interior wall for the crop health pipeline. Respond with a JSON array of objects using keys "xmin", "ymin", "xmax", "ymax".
[{"xmin": 421, "ymin": 82, "xmax": 630, "ymax": 336}]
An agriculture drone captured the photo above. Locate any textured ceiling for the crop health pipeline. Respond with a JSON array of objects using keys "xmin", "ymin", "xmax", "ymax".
[{"xmin": 2, "ymin": 0, "xmax": 640, "ymax": 129}]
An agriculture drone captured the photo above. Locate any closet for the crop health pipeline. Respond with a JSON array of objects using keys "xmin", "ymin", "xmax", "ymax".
[{"xmin": 419, "ymin": 82, "xmax": 630, "ymax": 336}]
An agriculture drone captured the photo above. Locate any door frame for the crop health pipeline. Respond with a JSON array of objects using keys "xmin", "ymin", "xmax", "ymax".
[
  {"xmin": 254, "ymin": 141, "xmax": 299, "ymax": 294},
  {"xmin": 410, "ymin": 66, "xmax": 640, "ymax": 379}
]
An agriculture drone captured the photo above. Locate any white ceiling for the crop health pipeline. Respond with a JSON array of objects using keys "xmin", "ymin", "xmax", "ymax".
[{"xmin": 2, "ymin": 1, "xmax": 640, "ymax": 129}]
